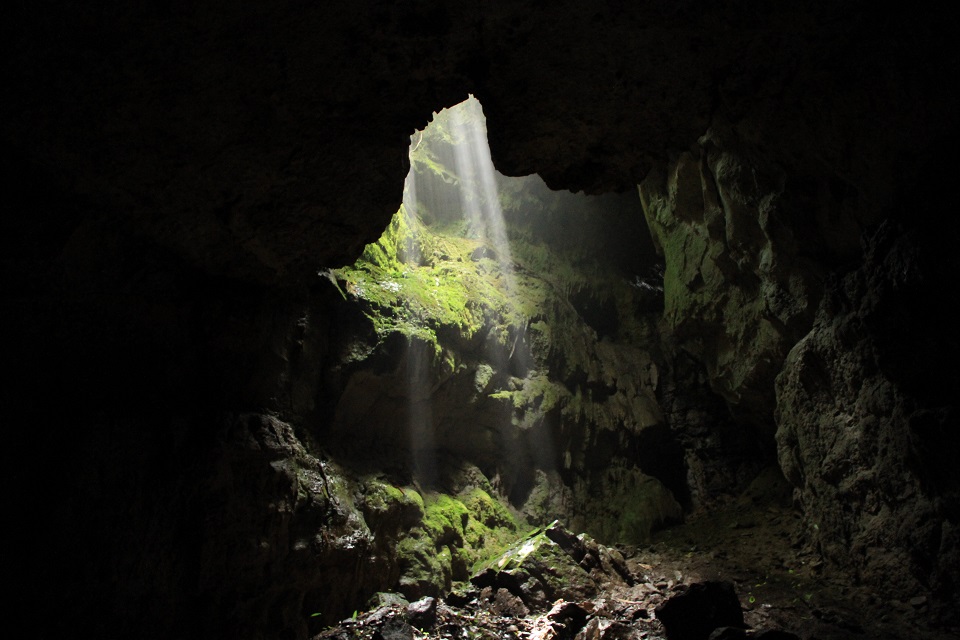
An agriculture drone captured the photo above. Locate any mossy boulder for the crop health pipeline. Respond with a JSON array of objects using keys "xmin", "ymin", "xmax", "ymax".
[
  {"xmin": 360, "ymin": 480, "xmax": 425, "ymax": 533},
  {"xmin": 422, "ymin": 494, "xmax": 469, "ymax": 547},
  {"xmin": 462, "ymin": 487, "xmax": 514, "ymax": 530},
  {"xmin": 397, "ymin": 532, "xmax": 450, "ymax": 598},
  {"xmin": 394, "ymin": 487, "xmax": 523, "ymax": 600},
  {"xmin": 471, "ymin": 521, "xmax": 632, "ymax": 612}
]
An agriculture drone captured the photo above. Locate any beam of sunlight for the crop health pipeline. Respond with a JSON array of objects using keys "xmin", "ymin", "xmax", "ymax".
[
  {"xmin": 401, "ymin": 149, "xmax": 435, "ymax": 486},
  {"xmin": 400, "ymin": 94, "xmax": 557, "ymax": 493},
  {"xmin": 449, "ymin": 98, "xmax": 517, "ymax": 292},
  {"xmin": 406, "ymin": 337, "xmax": 437, "ymax": 488},
  {"xmin": 401, "ymin": 164, "xmax": 420, "ymax": 265}
]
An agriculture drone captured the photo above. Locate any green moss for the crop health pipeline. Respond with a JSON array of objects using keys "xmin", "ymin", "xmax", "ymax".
[
  {"xmin": 363, "ymin": 481, "xmax": 403, "ymax": 511},
  {"xmin": 397, "ymin": 531, "xmax": 446, "ymax": 593},
  {"xmin": 332, "ymin": 206, "xmax": 527, "ymax": 357},
  {"xmin": 393, "ymin": 489, "xmax": 469, "ymax": 597},
  {"xmin": 361, "ymin": 480, "xmax": 423, "ymax": 517},
  {"xmin": 505, "ymin": 374, "xmax": 569, "ymax": 416},
  {"xmin": 461, "ymin": 488, "xmax": 524, "ymax": 572},
  {"xmin": 473, "ymin": 363, "xmax": 494, "ymax": 393},
  {"xmin": 404, "ymin": 487, "xmax": 425, "ymax": 511},
  {"xmin": 422, "ymin": 494, "xmax": 469, "ymax": 546},
  {"xmin": 392, "ymin": 486, "xmax": 527, "ymax": 596},
  {"xmin": 462, "ymin": 488, "xmax": 514, "ymax": 529}
]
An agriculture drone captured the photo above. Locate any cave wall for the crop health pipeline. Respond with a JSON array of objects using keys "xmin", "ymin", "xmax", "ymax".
[
  {"xmin": 776, "ymin": 216, "xmax": 960, "ymax": 603},
  {"xmin": 637, "ymin": 113, "xmax": 960, "ymax": 607},
  {"xmin": 6, "ymin": 1, "xmax": 959, "ymax": 638}
]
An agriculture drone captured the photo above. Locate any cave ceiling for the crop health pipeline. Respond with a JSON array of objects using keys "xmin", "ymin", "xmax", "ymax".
[{"xmin": 7, "ymin": 2, "xmax": 955, "ymax": 286}]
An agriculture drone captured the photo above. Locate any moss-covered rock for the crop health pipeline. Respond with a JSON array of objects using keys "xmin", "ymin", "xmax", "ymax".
[
  {"xmin": 392, "ymin": 485, "xmax": 524, "ymax": 600},
  {"xmin": 397, "ymin": 531, "xmax": 449, "ymax": 598},
  {"xmin": 638, "ymin": 128, "xmax": 829, "ymax": 431},
  {"xmin": 471, "ymin": 521, "xmax": 632, "ymax": 612},
  {"xmin": 422, "ymin": 494, "xmax": 469, "ymax": 546},
  {"xmin": 360, "ymin": 480, "xmax": 425, "ymax": 534}
]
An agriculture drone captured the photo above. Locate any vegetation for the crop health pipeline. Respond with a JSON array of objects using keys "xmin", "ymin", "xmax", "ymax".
[
  {"xmin": 395, "ymin": 486, "xmax": 526, "ymax": 598},
  {"xmin": 332, "ymin": 205, "xmax": 518, "ymax": 356}
]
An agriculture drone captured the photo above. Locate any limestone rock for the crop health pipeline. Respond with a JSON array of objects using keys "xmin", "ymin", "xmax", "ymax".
[
  {"xmin": 775, "ymin": 221, "xmax": 960, "ymax": 600},
  {"xmin": 405, "ymin": 597, "xmax": 437, "ymax": 629},
  {"xmin": 639, "ymin": 126, "xmax": 828, "ymax": 432}
]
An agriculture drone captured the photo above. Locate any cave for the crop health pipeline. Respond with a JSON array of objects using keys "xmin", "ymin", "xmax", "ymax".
[{"xmin": 6, "ymin": 3, "xmax": 959, "ymax": 640}]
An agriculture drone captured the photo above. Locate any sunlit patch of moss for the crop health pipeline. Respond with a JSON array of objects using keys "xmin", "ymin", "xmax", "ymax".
[
  {"xmin": 361, "ymin": 480, "xmax": 404, "ymax": 513},
  {"xmin": 422, "ymin": 494, "xmax": 469, "ymax": 546},
  {"xmin": 393, "ymin": 487, "xmax": 527, "ymax": 596},
  {"xmin": 462, "ymin": 487, "xmax": 514, "ymax": 530},
  {"xmin": 331, "ymin": 161, "xmax": 649, "ymax": 379},
  {"xmin": 504, "ymin": 373, "xmax": 569, "ymax": 415},
  {"xmin": 360, "ymin": 479, "xmax": 424, "ymax": 525},
  {"xmin": 332, "ymin": 206, "xmax": 532, "ymax": 357},
  {"xmin": 332, "ymin": 191, "xmax": 654, "ymax": 446}
]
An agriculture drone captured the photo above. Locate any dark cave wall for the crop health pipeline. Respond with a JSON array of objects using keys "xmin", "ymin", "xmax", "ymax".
[
  {"xmin": 638, "ymin": 118, "xmax": 960, "ymax": 603},
  {"xmin": 5, "ymin": 1, "xmax": 960, "ymax": 638},
  {"xmin": 776, "ymin": 190, "xmax": 960, "ymax": 600}
]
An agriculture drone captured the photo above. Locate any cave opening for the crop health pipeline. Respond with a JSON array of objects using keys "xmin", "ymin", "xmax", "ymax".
[
  {"xmin": 324, "ymin": 94, "xmax": 675, "ymax": 502},
  {"xmin": 312, "ymin": 95, "xmax": 711, "ymax": 620}
]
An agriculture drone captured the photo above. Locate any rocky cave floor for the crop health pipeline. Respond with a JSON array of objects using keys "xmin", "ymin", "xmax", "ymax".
[{"xmin": 315, "ymin": 497, "xmax": 959, "ymax": 640}]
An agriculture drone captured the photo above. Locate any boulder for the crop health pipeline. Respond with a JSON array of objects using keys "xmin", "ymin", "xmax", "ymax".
[
  {"xmin": 405, "ymin": 597, "xmax": 437, "ymax": 629},
  {"xmin": 655, "ymin": 581, "xmax": 746, "ymax": 640},
  {"xmin": 472, "ymin": 521, "xmax": 631, "ymax": 612}
]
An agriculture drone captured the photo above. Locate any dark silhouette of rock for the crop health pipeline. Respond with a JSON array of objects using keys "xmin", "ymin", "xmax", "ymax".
[
  {"xmin": 372, "ymin": 619, "xmax": 415, "ymax": 640},
  {"xmin": 655, "ymin": 581, "xmax": 746, "ymax": 640}
]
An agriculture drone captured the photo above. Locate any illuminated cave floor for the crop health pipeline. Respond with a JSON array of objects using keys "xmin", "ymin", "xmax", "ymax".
[{"xmin": 315, "ymin": 500, "xmax": 957, "ymax": 640}]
